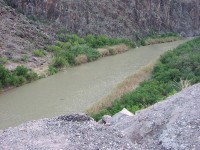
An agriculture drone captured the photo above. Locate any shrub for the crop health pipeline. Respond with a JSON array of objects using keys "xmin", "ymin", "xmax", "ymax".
[
  {"xmin": 85, "ymin": 34, "xmax": 96, "ymax": 47},
  {"xmin": 14, "ymin": 66, "xmax": 29, "ymax": 77},
  {"xmin": 71, "ymin": 45, "xmax": 100, "ymax": 62},
  {"xmin": 46, "ymin": 45, "xmax": 62, "ymax": 53},
  {"xmin": 32, "ymin": 49, "xmax": 46, "ymax": 57},
  {"xmin": 7, "ymin": 76, "xmax": 20, "ymax": 86},
  {"xmin": 55, "ymin": 41, "xmax": 72, "ymax": 50},
  {"xmin": 0, "ymin": 65, "xmax": 38, "ymax": 89},
  {"xmin": 16, "ymin": 76, "xmax": 26, "ymax": 86},
  {"xmin": 63, "ymin": 51, "xmax": 76, "ymax": 65},
  {"xmin": 21, "ymin": 55, "xmax": 29, "ymax": 62},
  {"xmin": 52, "ymin": 56, "xmax": 68, "ymax": 68},
  {"xmin": 0, "ymin": 81, "xmax": 2, "ymax": 89},
  {"xmin": 0, "ymin": 65, "xmax": 10, "ymax": 86},
  {"xmin": 0, "ymin": 57, "xmax": 8, "ymax": 65},
  {"xmin": 48, "ymin": 65, "xmax": 58, "ymax": 75},
  {"xmin": 75, "ymin": 54, "xmax": 88, "ymax": 65},
  {"xmin": 26, "ymin": 72, "xmax": 38, "ymax": 82},
  {"xmin": 57, "ymin": 34, "xmax": 85, "ymax": 44}
]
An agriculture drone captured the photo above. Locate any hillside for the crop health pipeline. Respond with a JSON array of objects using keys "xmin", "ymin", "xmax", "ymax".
[
  {"xmin": 0, "ymin": 0, "xmax": 54, "ymax": 70},
  {"xmin": 1, "ymin": 0, "xmax": 199, "ymax": 72}
]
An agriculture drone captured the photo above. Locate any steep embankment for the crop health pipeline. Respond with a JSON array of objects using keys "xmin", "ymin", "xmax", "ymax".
[
  {"xmin": 0, "ymin": 84, "xmax": 199, "ymax": 150},
  {"xmin": 5, "ymin": 0, "xmax": 200, "ymax": 37},
  {"xmin": 0, "ymin": 0, "xmax": 54, "ymax": 70},
  {"xmin": 106, "ymin": 83, "xmax": 200, "ymax": 150}
]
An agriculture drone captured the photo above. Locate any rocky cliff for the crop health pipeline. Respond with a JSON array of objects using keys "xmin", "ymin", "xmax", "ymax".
[{"xmin": 4, "ymin": 0, "xmax": 200, "ymax": 38}]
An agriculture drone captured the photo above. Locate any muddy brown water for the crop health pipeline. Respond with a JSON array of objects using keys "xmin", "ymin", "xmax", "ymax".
[{"xmin": 0, "ymin": 40, "xmax": 189, "ymax": 129}]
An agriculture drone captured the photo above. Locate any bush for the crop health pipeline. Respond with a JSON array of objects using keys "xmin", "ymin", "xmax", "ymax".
[
  {"xmin": 85, "ymin": 34, "xmax": 96, "ymax": 47},
  {"xmin": 48, "ymin": 65, "xmax": 58, "ymax": 75},
  {"xmin": 0, "ymin": 57, "xmax": 8, "ymax": 65},
  {"xmin": 52, "ymin": 56, "xmax": 68, "ymax": 68},
  {"xmin": 21, "ymin": 55, "xmax": 29, "ymax": 62},
  {"xmin": 0, "ymin": 81, "xmax": 2, "ymax": 89},
  {"xmin": 55, "ymin": 41, "xmax": 72, "ymax": 50},
  {"xmin": 0, "ymin": 64, "xmax": 38, "ymax": 89},
  {"xmin": 84, "ymin": 34, "xmax": 135, "ymax": 48},
  {"xmin": 47, "ymin": 45, "xmax": 62, "ymax": 53},
  {"xmin": 0, "ymin": 65, "xmax": 10, "ymax": 86},
  {"xmin": 57, "ymin": 34, "xmax": 85, "ymax": 44},
  {"xmin": 71, "ymin": 45, "xmax": 100, "ymax": 62},
  {"xmin": 32, "ymin": 49, "xmax": 46, "ymax": 57},
  {"xmin": 14, "ymin": 66, "xmax": 29, "ymax": 77},
  {"xmin": 26, "ymin": 72, "xmax": 38, "ymax": 82}
]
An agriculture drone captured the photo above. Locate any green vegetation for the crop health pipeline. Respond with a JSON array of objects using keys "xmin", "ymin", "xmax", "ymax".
[
  {"xmin": 0, "ymin": 33, "xmax": 181, "ymax": 91},
  {"xmin": 0, "ymin": 65, "xmax": 38, "ymax": 89},
  {"xmin": 44, "ymin": 34, "xmax": 136, "ymax": 72},
  {"xmin": 0, "ymin": 57, "xmax": 8, "ymax": 65},
  {"xmin": 52, "ymin": 56, "xmax": 68, "ymax": 68},
  {"xmin": 140, "ymin": 33, "xmax": 180, "ymax": 46},
  {"xmin": 84, "ymin": 34, "xmax": 135, "ymax": 48},
  {"xmin": 32, "ymin": 49, "xmax": 46, "ymax": 57},
  {"xmin": 40, "ymin": 33, "xmax": 180, "ymax": 72},
  {"xmin": 21, "ymin": 55, "xmax": 29, "ymax": 62},
  {"xmin": 48, "ymin": 65, "xmax": 58, "ymax": 75},
  {"xmin": 71, "ymin": 45, "xmax": 100, "ymax": 62},
  {"xmin": 91, "ymin": 37, "xmax": 200, "ymax": 121}
]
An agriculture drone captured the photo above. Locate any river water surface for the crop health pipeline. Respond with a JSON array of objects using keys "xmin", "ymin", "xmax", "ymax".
[{"xmin": 0, "ymin": 40, "xmax": 189, "ymax": 129}]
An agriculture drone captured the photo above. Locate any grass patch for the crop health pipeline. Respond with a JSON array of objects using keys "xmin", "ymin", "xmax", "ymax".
[
  {"xmin": 52, "ymin": 56, "xmax": 68, "ymax": 68},
  {"xmin": 32, "ymin": 49, "xmax": 46, "ymax": 57},
  {"xmin": 90, "ymin": 37, "xmax": 200, "ymax": 121},
  {"xmin": 141, "ymin": 33, "xmax": 181, "ymax": 46},
  {"xmin": 75, "ymin": 54, "xmax": 88, "ymax": 65},
  {"xmin": 0, "ymin": 57, "xmax": 8, "ymax": 65}
]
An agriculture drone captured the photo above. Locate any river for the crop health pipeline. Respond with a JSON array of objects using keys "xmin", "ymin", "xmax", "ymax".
[{"xmin": 0, "ymin": 40, "xmax": 189, "ymax": 129}]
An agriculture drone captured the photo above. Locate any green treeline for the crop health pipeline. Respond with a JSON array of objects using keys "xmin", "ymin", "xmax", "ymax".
[{"xmin": 91, "ymin": 37, "xmax": 200, "ymax": 120}]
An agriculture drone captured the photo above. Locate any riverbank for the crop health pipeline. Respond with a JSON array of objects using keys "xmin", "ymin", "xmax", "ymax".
[
  {"xmin": 86, "ymin": 62, "xmax": 155, "ymax": 115},
  {"xmin": 0, "ymin": 33, "xmax": 181, "ymax": 94},
  {"xmin": 0, "ymin": 40, "xmax": 189, "ymax": 130},
  {"xmin": 90, "ymin": 37, "xmax": 199, "ymax": 121}
]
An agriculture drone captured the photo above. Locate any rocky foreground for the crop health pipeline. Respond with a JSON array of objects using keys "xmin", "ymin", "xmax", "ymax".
[{"xmin": 0, "ymin": 84, "xmax": 200, "ymax": 150}]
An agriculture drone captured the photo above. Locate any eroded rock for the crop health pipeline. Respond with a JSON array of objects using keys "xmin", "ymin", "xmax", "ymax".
[{"xmin": 5, "ymin": 0, "xmax": 200, "ymax": 37}]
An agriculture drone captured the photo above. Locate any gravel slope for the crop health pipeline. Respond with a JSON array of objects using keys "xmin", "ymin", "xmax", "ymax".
[{"xmin": 0, "ymin": 114, "xmax": 134, "ymax": 150}]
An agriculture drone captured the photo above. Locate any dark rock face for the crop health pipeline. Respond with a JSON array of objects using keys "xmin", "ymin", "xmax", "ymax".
[{"xmin": 4, "ymin": 0, "xmax": 200, "ymax": 37}]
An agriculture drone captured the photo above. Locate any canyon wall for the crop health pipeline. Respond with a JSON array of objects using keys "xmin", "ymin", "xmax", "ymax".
[{"xmin": 4, "ymin": 0, "xmax": 200, "ymax": 38}]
